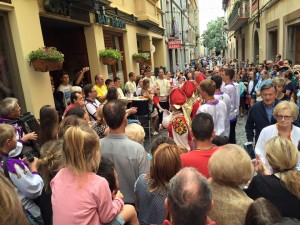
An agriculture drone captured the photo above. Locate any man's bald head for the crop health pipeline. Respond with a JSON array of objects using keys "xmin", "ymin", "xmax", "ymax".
[{"xmin": 166, "ymin": 167, "xmax": 212, "ymax": 225}]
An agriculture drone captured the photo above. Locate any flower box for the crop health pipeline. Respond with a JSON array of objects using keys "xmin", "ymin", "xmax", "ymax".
[
  {"xmin": 132, "ymin": 53, "xmax": 149, "ymax": 64},
  {"xmin": 29, "ymin": 47, "xmax": 64, "ymax": 72},
  {"xmin": 99, "ymin": 49, "xmax": 123, "ymax": 65},
  {"xmin": 31, "ymin": 59, "xmax": 63, "ymax": 72},
  {"xmin": 101, "ymin": 57, "xmax": 118, "ymax": 65}
]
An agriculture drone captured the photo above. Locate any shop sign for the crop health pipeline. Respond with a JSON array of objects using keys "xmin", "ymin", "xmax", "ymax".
[
  {"xmin": 168, "ymin": 40, "xmax": 181, "ymax": 49},
  {"xmin": 96, "ymin": 14, "xmax": 126, "ymax": 29},
  {"xmin": 44, "ymin": 0, "xmax": 90, "ymax": 23}
]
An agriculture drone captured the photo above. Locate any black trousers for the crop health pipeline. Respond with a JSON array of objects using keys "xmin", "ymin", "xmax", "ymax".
[
  {"xmin": 158, "ymin": 101, "xmax": 169, "ymax": 124},
  {"xmin": 229, "ymin": 119, "xmax": 237, "ymax": 144}
]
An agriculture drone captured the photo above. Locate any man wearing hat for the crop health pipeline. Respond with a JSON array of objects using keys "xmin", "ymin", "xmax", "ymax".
[{"xmin": 162, "ymin": 88, "xmax": 192, "ymax": 151}]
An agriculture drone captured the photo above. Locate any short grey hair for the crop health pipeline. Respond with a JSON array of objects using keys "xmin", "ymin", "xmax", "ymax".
[
  {"xmin": 167, "ymin": 167, "xmax": 212, "ymax": 225},
  {"xmin": 0, "ymin": 97, "xmax": 19, "ymax": 117}
]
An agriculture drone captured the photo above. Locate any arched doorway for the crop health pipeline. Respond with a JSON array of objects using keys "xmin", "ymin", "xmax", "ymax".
[{"xmin": 254, "ymin": 31, "xmax": 259, "ymax": 63}]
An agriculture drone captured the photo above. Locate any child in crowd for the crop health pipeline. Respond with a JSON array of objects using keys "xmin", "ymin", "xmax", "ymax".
[
  {"xmin": 51, "ymin": 125, "xmax": 135, "ymax": 225},
  {"xmin": 91, "ymin": 105, "xmax": 109, "ymax": 139},
  {"xmin": 0, "ymin": 124, "xmax": 44, "ymax": 224},
  {"xmin": 97, "ymin": 157, "xmax": 139, "ymax": 225},
  {"xmin": 0, "ymin": 172, "xmax": 29, "ymax": 225}
]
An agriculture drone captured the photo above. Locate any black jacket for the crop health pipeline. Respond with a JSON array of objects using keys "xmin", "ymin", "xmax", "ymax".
[{"xmin": 245, "ymin": 99, "xmax": 280, "ymax": 142}]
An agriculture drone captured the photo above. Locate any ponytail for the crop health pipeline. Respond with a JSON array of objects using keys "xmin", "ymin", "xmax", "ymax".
[
  {"xmin": 280, "ymin": 171, "xmax": 300, "ymax": 199},
  {"xmin": 63, "ymin": 125, "xmax": 100, "ymax": 174}
]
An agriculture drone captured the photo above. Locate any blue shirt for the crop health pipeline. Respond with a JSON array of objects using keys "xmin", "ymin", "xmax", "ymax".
[{"xmin": 264, "ymin": 103, "xmax": 275, "ymax": 123}]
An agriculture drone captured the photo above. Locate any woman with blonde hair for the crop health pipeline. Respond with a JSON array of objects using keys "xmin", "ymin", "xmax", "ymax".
[
  {"xmin": 125, "ymin": 123, "xmax": 145, "ymax": 144},
  {"xmin": 246, "ymin": 136, "xmax": 300, "ymax": 219},
  {"xmin": 255, "ymin": 101, "xmax": 300, "ymax": 171},
  {"xmin": 51, "ymin": 125, "xmax": 133, "ymax": 224},
  {"xmin": 0, "ymin": 171, "xmax": 29, "ymax": 225},
  {"xmin": 38, "ymin": 139, "xmax": 63, "ymax": 225},
  {"xmin": 134, "ymin": 143, "xmax": 182, "ymax": 225},
  {"xmin": 208, "ymin": 144, "xmax": 254, "ymax": 225}
]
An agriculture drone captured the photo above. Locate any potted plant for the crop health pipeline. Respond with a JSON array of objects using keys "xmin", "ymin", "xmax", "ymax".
[
  {"xmin": 99, "ymin": 48, "xmax": 123, "ymax": 65},
  {"xmin": 29, "ymin": 47, "xmax": 64, "ymax": 72},
  {"xmin": 132, "ymin": 52, "xmax": 150, "ymax": 63}
]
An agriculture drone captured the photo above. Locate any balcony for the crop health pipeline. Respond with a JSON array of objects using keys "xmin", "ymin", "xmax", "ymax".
[
  {"xmin": 134, "ymin": 0, "xmax": 160, "ymax": 28},
  {"xmin": 228, "ymin": 0, "xmax": 249, "ymax": 31}
]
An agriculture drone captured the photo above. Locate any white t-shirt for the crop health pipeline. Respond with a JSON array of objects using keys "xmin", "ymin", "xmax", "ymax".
[{"xmin": 57, "ymin": 84, "xmax": 72, "ymax": 107}]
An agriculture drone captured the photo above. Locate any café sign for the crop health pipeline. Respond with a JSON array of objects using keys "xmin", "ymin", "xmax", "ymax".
[
  {"xmin": 44, "ymin": 0, "xmax": 90, "ymax": 23},
  {"xmin": 96, "ymin": 13, "xmax": 126, "ymax": 29},
  {"xmin": 168, "ymin": 40, "xmax": 182, "ymax": 49}
]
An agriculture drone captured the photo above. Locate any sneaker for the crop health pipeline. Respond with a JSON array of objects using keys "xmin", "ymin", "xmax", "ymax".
[{"xmin": 151, "ymin": 131, "xmax": 159, "ymax": 136}]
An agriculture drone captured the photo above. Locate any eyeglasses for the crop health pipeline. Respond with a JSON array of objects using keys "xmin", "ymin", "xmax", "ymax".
[{"xmin": 275, "ymin": 115, "xmax": 293, "ymax": 120}]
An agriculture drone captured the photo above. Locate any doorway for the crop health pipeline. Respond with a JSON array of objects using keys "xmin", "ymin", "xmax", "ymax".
[
  {"xmin": 40, "ymin": 17, "xmax": 91, "ymax": 88},
  {"xmin": 268, "ymin": 29, "xmax": 278, "ymax": 61},
  {"xmin": 253, "ymin": 30, "xmax": 259, "ymax": 63}
]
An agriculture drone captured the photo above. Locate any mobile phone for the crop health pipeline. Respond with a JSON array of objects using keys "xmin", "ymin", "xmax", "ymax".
[{"xmin": 244, "ymin": 142, "xmax": 255, "ymax": 159}]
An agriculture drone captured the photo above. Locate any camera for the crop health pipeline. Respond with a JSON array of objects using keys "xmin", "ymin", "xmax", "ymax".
[{"xmin": 24, "ymin": 151, "xmax": 34, "ymax": 163}]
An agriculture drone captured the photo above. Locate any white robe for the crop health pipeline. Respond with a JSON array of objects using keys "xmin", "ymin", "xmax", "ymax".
[
  {"xmin": 214, "ymin": 92, "xmax": 231, "ymax": 137},
  {"xmin": 196, "ymin": 99, "xmax": 230, "ymax": 137},
  {"xmin": 221, "ymin": 82, "xmax": 240, "ymax": 121}
]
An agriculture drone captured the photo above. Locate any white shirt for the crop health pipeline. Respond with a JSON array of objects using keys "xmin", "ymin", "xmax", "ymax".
[
  {"xmin": 117, "ymin": 87, "xmax": 125, "ymax": 99},
  {"xmin": 248, "ymin": 80, "xmax": 254, "ymax": 95},
  {"xmin": 57, "ymin": 84, "xmax": 72, "ymax": 106},
  {"xmin": 196, "ymin": 99, "xmax": 230, "ymax": 137},
  {"xmin": 154, "ymin": 78, "xmax": 171, "ymax": 97},
  {"xmin": 124, "ymin": 80, "xmax": 137, "ymax": 94},
  {"xmin": 255, "ymin": 124, "xmax": 300, "ymax": 172},
  {"xmin": 143, "ymin": 76, "xmax": 156, "ymax": 89}
]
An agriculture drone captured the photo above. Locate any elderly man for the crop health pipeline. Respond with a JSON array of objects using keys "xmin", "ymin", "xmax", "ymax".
[
  {"xmin": 101, "ymin": 100, "xmax": 150, "ymax": 204},
  {"xmin": 245, "ymin": 84, "xmax": 279, "ymax": 143},
  {"xmin": 94, "ymin": 74, "xmax": 107, "ymax": 103},
  {"xmin": 0, "ymin": 97, "xmax": 37, "ymax": 157},
  {"xmin": 266, "ymin": 60, "xmax": 276, "ymax": 77},
  {"xmin": 164, "ymin": 167, "xmax": 215, "ymax": 225}
]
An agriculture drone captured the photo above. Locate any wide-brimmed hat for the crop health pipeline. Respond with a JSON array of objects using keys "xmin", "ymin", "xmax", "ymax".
[
  {"xmin": 169, "ymin": 88, "xmax": 186, "ymax": 109},
  {"xmin": 196, "ymin": 72, "xmax": 206, "ymax": 84}
]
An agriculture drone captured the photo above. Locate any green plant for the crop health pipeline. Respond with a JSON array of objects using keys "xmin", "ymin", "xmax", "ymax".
[
  {"xmin": 99, "ymin": 48, "xmax": 123, "ymax": 60},
  {"xmin": 132, "ymin": 52, "xmax": 150, "ymax": 60},
  {"xmin": 28, "ymin": 47, "xmax": 64, "ymax": 62}
]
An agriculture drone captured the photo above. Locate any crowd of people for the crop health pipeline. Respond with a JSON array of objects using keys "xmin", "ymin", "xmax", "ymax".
[{"xmin": 0, "ymin": 54, "xmax": 299, "ymax": 225}]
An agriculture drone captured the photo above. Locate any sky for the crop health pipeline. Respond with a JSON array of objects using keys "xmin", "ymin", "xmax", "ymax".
[{"xmin": 198, "ymin": 0, "xmax": 224, "ymax": 34}]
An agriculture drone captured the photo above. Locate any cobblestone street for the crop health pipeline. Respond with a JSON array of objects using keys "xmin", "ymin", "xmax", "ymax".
[{"xmin": 236, "ymin": 115, "xmax": 247, "ymax": 146}]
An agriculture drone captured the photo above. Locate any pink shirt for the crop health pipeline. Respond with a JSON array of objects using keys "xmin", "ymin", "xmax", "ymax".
[{"xmin": 51, "ymin": 168, "xmax": 124, "ymax": 225}]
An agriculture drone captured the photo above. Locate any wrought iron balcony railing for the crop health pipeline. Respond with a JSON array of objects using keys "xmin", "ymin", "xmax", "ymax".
[{"xmin": 228, "ymin": 0, "xmax": 249, "ymax": 31}]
